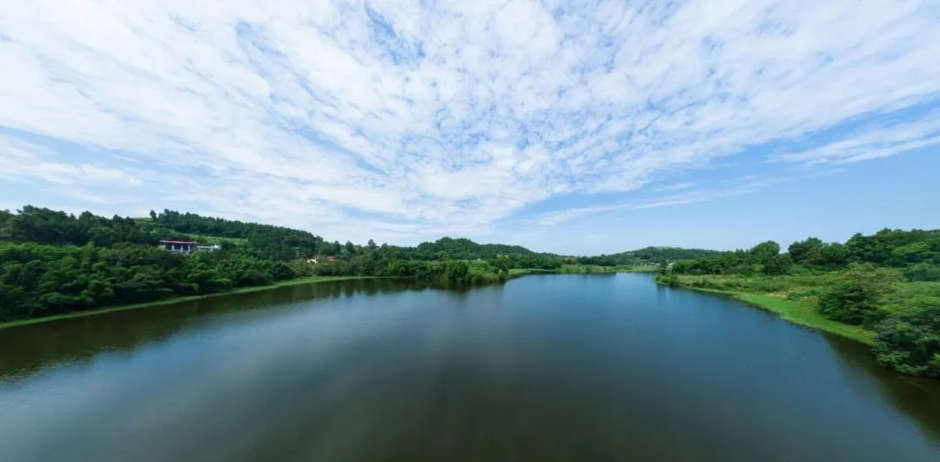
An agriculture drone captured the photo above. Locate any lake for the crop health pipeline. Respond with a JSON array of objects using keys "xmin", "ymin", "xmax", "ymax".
[{"xmin": 1, "ymin": 273, "xmax": 939, "ymax": 462}]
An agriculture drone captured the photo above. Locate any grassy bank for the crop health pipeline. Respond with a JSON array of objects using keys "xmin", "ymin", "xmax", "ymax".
[
  {"xmin": 661, "ymin": 274, "xmax": 877, "ymax": 345},
  {"xmin": 707, "ymin": 288, "xmax": 872, "ymax": 344},
  {"xmin": 0, "ymin": 275, "xmax": 373, "ymax": 330}
]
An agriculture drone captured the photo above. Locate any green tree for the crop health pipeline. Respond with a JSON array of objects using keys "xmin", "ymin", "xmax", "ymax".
[
  {"xmin": 819, "ymin": 264, "xmax": 900, "ymax": 326},
  {"xmin": 749, "ymin": 241, "xmax": 781, "ymax": 265},
  {"xmin": 903, "ymin": 263, "xmax": 940, "ymax": 282},
  {"xmin": 763, "ymin": 253, "xmax": 793, "ymax": 275},
  {"xmin": 873, "ymin": 306, "xmax": 940, "ymax": 378},
  {"xmin": 789, "ymin": 238, "xmax": 823, "ymax": 264}
]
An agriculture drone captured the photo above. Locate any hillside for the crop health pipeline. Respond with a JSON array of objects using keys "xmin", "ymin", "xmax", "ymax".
[
  {"xmin": 0, "ymin": 206, "xmax": 564, "ymax": 323},
  {"xmin": 576, "ymin": 246, "xmax": 719, "ymax": 266},
  {"xmin": 412, "ymin": 237, "xmax": 535, "ymax": 260}
]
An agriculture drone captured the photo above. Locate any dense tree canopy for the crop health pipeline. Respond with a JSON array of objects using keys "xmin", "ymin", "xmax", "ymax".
[
  {"xmin": 818, "ymin": 264, "xmax": 901, "ymax": 326},
  {"xmin": 0, "ymin": 206, "xmax": 571, "ymax": 323},
  {"xmin": 873, "ymin": 306, "xmax": 940, "ymax": 378},
  {"xmin": 0, "ymin": 241, "xmax": 290, "ymax": 322},
  {"xmin": 576, "ymin": 246, "xmax": 718, "ymax": 267}
]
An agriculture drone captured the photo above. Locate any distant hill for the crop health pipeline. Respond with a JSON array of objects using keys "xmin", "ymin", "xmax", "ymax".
[
  {"xmin": 1, "ymin": 206, "xmax": 716, "ymax": 266},
  {"xmin": 412, "ymin": 237, "xmax": 536, "ymax": 260},
  {"xmin": 623, "ymin": 246, "xmax": 721, "ymax": 262},
  {"xmin": 576, "ymin": 246, "xmax": 720, "ymax": 266}
]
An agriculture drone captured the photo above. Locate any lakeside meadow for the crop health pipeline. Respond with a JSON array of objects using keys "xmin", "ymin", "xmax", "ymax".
[{"xmin": 656, "ymin": 230, "xmax": 940, "ymax": 378}]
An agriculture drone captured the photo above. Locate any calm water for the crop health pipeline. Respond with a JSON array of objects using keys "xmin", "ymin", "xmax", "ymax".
[{"xmin": 1, "ymin": 274, "xmax": 939, "ymax": 462}]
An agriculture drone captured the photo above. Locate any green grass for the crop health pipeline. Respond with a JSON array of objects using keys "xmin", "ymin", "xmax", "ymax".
[
  {"xmin": 665, "ymin": 274, "xmax": 875, "ymax": 345},
  {"xmin": 0, "ymin": 276, "xmax": 373, "ymax": 330},
  {"xmin": 734, "ymin": 292, "xmax": 874, "ymax": 345}
]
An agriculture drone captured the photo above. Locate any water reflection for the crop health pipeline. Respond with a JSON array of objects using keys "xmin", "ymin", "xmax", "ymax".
[
  {"xmin": 0, "ymin": 279, "xmax": 435, "ymax": 381},
  {"xmin": 823, "ymin": 333, "xmax": 940, "ymax": 443},
  {"xmin": 1, "ymin": 274, "xmax": 938, "ymax": 462}
]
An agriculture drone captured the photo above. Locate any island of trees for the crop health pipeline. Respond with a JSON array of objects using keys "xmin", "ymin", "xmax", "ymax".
[{"xmin": 656, "ymin": 230, "xmax": 940, "ymax": 379}]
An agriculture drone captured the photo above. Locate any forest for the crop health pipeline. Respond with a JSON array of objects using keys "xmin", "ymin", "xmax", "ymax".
[
  {"xmin": 575, "ymin": 246, "xmax": 719, "ymax": 267},
  {"xmin": 0, "ymin": 206, "xmax": 576, "ymax": 323},
  {"xmin": 656, "ymin": 229, "xmax": 940, "ymax": 378}
]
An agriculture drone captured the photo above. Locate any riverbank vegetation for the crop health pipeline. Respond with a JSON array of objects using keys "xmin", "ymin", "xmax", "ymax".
[
  {"xmin": 0, "ymin": 206, "xmax": 673, "ymax": 325},
  {"xmin": 656, "ymin": 229, "xmax": 940, "ymax": 378}
]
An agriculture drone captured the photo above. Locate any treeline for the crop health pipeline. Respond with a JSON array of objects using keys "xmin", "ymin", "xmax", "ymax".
[
  {"xmin": 576, "ymin": 246, "xmax": 718, "ymax": 267},
  {"xmin": 0, "ymin": 242, "xmax": 291, "ymax": 321},
  {"xmin": 0, "ymin": 206, "xmax": 563, "ymax": 323},
  {"xmin": 410, "ymin": 237, "xmax": 535, "ymax": 260},
  {"xmin": 0, "ymin": 206, "xmax": 325, "ymax": 260},
  {"xmin": 657, "ymin": 228, "xmax": 940, "ymax": 378},
  {"xmin": 667, "ymin": 229, "xmax": 940, "ymax": 277}
]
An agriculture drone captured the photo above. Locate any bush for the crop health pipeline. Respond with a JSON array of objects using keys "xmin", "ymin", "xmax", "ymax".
[
  {"xmin": 763, "ymin": 254, "xmax": 793, "ymax": 275},
  {"xmin": 903, "ymin": 263, "xmax": 940, "ymax": 282},
  {"xmin": 873, "ymin": 306, "xmax": 940, "ymax": 378},
  {"xmin": 819, "ymin": 263, "xmax": 900, "ymax": 326},
  {"xmin": 655, "ymin": 273, "xmax": 679, "ymax": 287}
]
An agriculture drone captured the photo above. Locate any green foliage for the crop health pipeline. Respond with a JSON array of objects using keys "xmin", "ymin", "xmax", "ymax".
[
  {"xmin": 763, "ymin": 253, "xmax": 793, "ymax": 275},
  {"xmin": 0, "ymin": 241, "xmax": 294, "ymax": 322},
  {"xmin": 845, "ymin": 228, "xmax": 940, "ymax": 266},
  {"xmin": 0, "ymin": 206, "xmax": 547, "ymax": 322},
  {"xmin": 7, "ymin": 204, "xmax": 940, "ymax": 382},
  {"xmin": 151, "ymin": 210, "xmax": 323, "ymax": 260},
  {"xmin": 749, "ymin": 241, "xmax": 781, "ymax": 265},
  {"xmin": 656, "ymin": 228, "xmax": 940, "ymax": 379},
  {"xmin": 411, "ymin": 237, "xmax": 534, "ymax": 260},
  {"xmin": 654, "ymin": 273, "xmax": 680, "ymax": 286},
  {"xmin": 818, "ymin": 264, "xmax": 900, "ymax": 326},
  {"xmin": 873, "ymin": 306, "xmax": 940, "ymax": 378},
  {"xmin": 576, "ymin": 246, "xmax": 718, "ymax": 267},
  {"xmin": 670, "ymin": 241, "xmax": 785, "ymax": 275},
  {"xmin": 676, "ymin": 229, "xmax": 939, "ymax": 278},
  {"xmin": 788, "ymin": 238, "xmax": 848, "ymax": 268},
  {"xmin": 903, "ymin": 263, "xmax": 940, "ymax": 282}
]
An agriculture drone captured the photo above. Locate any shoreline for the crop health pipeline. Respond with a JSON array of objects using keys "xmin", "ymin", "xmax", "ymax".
[
  {"xmin": 662, "ymin": 283, "xmax": 875, "ymax": 346},
  {"xmin": 0, "ymin": 276, "xmax": 374, "ymax": 331},
  {"xmin": 2, "ymin": 267, "xmax": 655, "ymax": 331},
  {"xmin": 509, "ymin": 266, "xmax": 656, "ymax": 277}
]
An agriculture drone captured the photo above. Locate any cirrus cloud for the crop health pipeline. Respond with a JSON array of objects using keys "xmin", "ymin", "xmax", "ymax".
[{"xmin": 0, "ymin": 0, "xmax": 938, "ymax": 245}]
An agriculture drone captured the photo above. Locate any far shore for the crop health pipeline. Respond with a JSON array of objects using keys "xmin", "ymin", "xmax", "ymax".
[
  {"xmin": 1, "ymin": 266, "xmax": 657, "ymax": 331},
  {"xmin": 0, "ymin": 275, "xmax": 374, "ymax": 331}
]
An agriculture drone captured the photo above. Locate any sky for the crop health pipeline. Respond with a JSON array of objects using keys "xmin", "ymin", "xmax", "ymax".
[{"xmin": 0, "ymin": 0, "xmax": 938, "ymax": 255}]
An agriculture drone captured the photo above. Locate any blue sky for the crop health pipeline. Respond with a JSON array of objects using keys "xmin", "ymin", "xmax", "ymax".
[{"xmin": 0, "ymin": 0, "xmax": 938, "ymax": 254}]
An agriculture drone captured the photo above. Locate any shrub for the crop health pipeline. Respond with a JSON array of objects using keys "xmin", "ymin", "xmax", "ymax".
[
  {"xmin": 903, "ymin": 263, "xmax": 940, "ymax": 282},
  {"xmin": 819, "ymin": 263, "xmax": 900, "ymax": 326},
  {"xmin": 655, "ymin": 273, "xmax": 679, "ymax": 287},
  {"xmin": 873, "ymin": 306, "xmax": 940, "ymax": 378}
]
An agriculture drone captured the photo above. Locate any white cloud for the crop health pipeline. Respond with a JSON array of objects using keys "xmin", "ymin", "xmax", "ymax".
[
  {"xmin": 770, "ymin": 110, "xmax": 940, "ymax": 164},
  {"xmin": 0, "ymin": 136, "xmax": 142, "ymax": 186},
  {"xmin": 0, "ymin": 0, "xmax": 937, "ymax": 240},
  {"xmin": 535, "ymin": 176, "xmax": 787, "ymax": 226}
]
